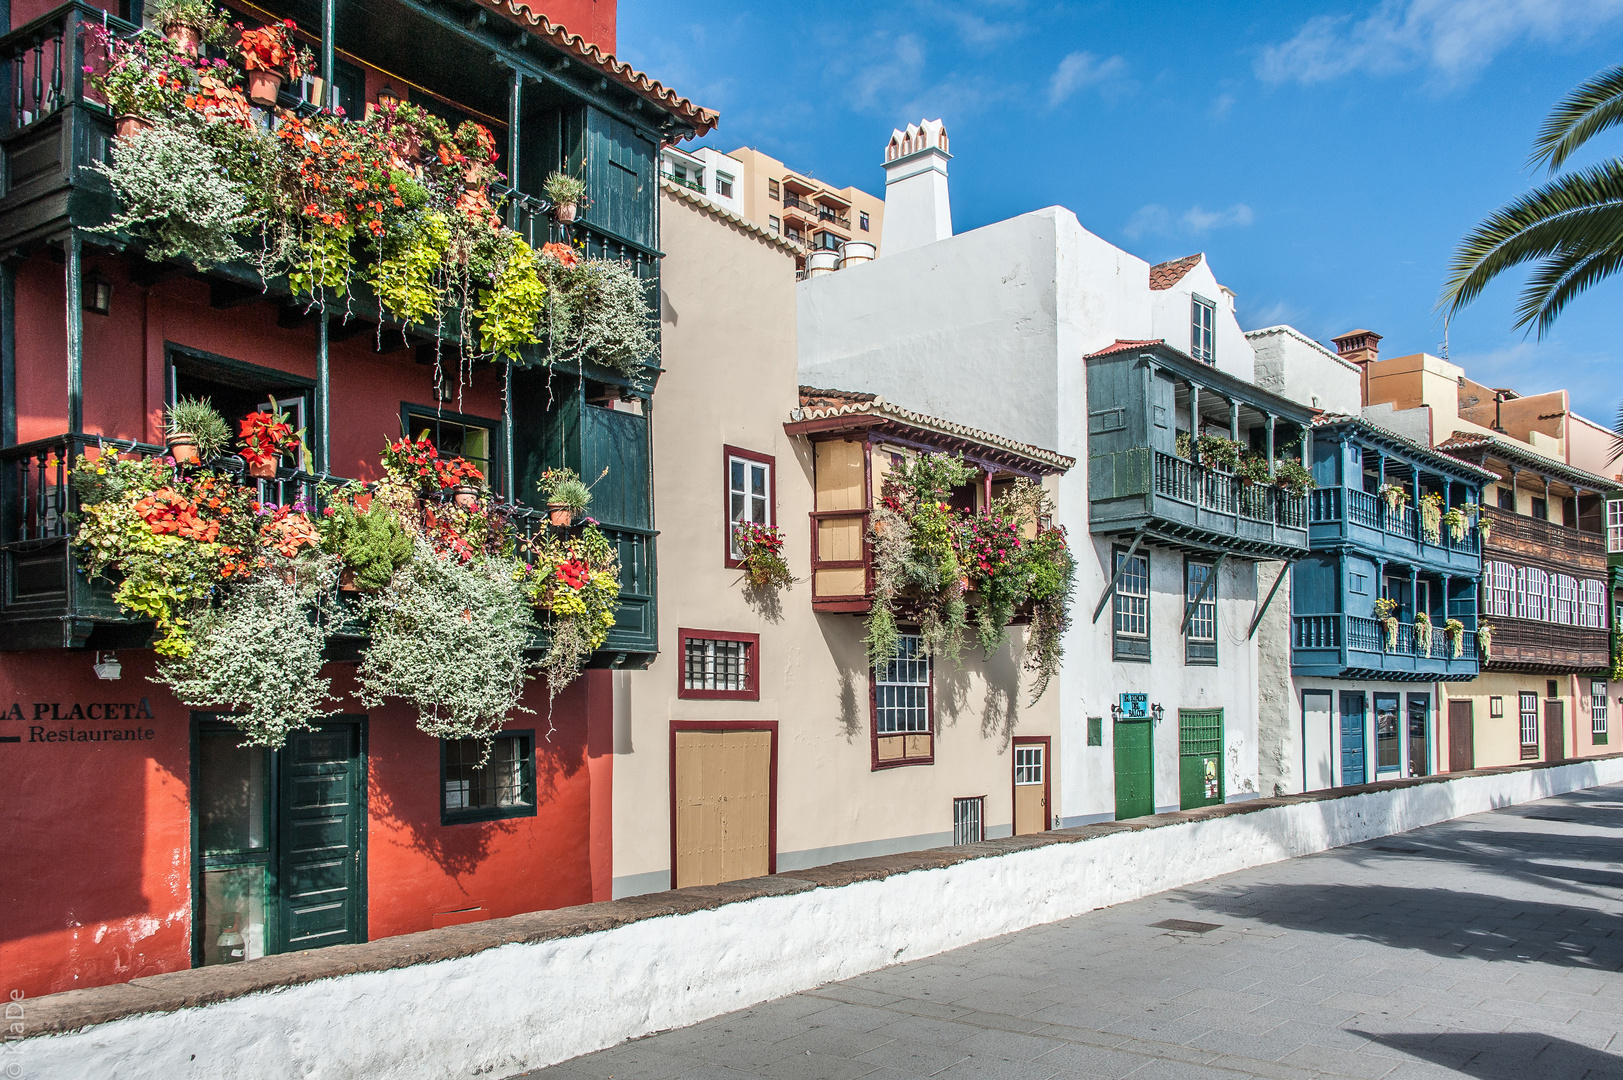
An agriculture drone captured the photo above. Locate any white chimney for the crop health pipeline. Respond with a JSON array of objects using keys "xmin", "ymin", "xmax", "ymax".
[{"xmin": 880, "ymin": 119, "xmax": 951, "ymax": 256}]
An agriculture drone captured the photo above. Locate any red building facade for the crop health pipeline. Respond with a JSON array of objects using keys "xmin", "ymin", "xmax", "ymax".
[{"xmin": 0, "ymin": 0, "xmax": 710, "ymax": 998}]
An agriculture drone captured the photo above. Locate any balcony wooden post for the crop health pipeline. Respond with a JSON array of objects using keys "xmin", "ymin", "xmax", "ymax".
[
  {"xmin": 1265, "ymin": 414, "xmax": 1275, "ymax": 476},
  {"xmin": 320, "ymin": 0, "xmax": 336, "ymax": 110},
  {"xmin": 1409, "ymin": 567, "xmax": 1419, "ymax": 640},
  {"xmin": 1, "ymin": 255, "xmax": 14, "ymax": 446},
  {"xmin": 503, "ymin": 67, "xmax": 521, "ymax": 502},
  {"xmin": 316, "ymin": 306, "xmax": 329, "ymax": 472},
  {"xmin": 1188, "ymin": 382, "xmax": 1201, "ymax": 463},
  {"xmin": 64, "ymin": 230, "xmax": 81, "ymax": 435},
  {"xmin": 1411, "ymin": 470, "xmax": 1421, "ymax": 537},
  {"xmin": 1228, "ymin": 400, "xmax": 1239, "ymax": 442}
]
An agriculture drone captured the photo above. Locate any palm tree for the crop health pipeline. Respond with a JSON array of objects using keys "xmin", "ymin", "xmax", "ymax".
[{"xmin": 1442, "ymin": 66, "xmax": 1623, "ymax": 336}]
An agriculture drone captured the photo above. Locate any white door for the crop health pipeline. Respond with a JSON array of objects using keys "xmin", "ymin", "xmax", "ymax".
[{"xmin": 1303, "ymin": 691, "xmax": 1333, "ymax": 792}]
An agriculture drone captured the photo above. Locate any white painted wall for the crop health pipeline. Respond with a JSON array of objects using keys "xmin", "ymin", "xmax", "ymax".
[
  {"xmin": 880, "ymin": 120, "xmax": 951, "ymax": 256},
  {"xmin": 1147, "ymin": 258, "xmax": 1254, "ymax": 382},
  {"xmin": 22, "ymin": 760, "xmax": 1622, "ymax": 1080},
  {"xmin": 1248, "ymin": 325, "xmax": 1362, "ymax": 415}
]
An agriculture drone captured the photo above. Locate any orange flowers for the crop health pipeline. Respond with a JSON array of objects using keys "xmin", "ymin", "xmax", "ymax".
[
  {"xmin": 135, "ymin": 488, "xmax": 220, "ymax": 542},
  {"xmin": 540, "ymin": 242, "xmax": 578, "ymax": 268}
]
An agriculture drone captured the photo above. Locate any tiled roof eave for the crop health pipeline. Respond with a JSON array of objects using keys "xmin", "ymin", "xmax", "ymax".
[
  {"xmin": 1437, "ymin": 431, "xmax": 1619, "ymax": 491},
  {"xmin": 475, "ymin": 0, "xmax": 718, "ymax": 135},
  {"xmin": 660, "ymin": 180, "xmax": 801, "ymax": 254},
  {"xmin": 786, "ymin": 400, "xmax": 1074, "ymax": 473},
  {"xmin": 1311, "ymin": 415, "xmax": 1499, "ymax": 482}
]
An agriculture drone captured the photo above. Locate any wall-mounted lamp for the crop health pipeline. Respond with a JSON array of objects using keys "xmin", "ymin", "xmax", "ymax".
[
  {"xmin": 93, "ymin": 651, "xmax": 122, "ymax": 680},
  {"xmin": 375, "ymin": 84, "xmax": 402, "ymax": 111},
  {"xmin": 83, "ymin": 271, "xmax": 112, "ymax": 316}
]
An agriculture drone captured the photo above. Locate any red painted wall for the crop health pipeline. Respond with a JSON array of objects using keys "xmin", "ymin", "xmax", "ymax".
[
  {"xmin": 0, "ymin": 658, "xmax": 610, "ymax": 998},
  {"xmin": 532, "ymin": 1, "xmax": 616, "ymax": 54}
]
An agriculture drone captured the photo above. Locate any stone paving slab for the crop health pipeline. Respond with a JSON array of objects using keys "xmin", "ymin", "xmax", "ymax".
[{"xmin": 510, "ymin": 783, "xmax": 1623, "ymax": 1080}]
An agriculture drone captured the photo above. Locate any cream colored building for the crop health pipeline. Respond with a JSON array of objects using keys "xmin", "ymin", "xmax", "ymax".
[{"xmin": 611, "ymin": 180, "xmax": 1069, "ymax": 897}]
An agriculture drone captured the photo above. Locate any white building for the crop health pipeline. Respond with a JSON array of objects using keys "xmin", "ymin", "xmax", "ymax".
[
  {"xmin": 797, "ymin": 123, "xmax": 1315, "ymax": 823},
  {"xmin": 659, "ymin": 143, "xmax": 743, "ymax": 216}
]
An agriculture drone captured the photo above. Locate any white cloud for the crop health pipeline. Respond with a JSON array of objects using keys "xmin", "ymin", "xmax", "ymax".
[
  {"xmin": 1209, "ymin": 92, "xmax": 1236, "ymax": 120},
  {"xmin": 1124, "ymin": 203, "xmax": 1255, "ymax": 240},
  {"xmin": 1258, "ymin": 0, "xmax": 1623, "ymax": 89},
  {"xmin": 1047, "ymin": 51, "xmax": 1129, "ymax": 107}
]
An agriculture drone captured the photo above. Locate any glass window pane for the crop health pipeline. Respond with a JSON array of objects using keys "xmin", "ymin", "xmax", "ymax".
[
  {"xmin": 750, "ymin": 464, "xmax": 767, "ymax": 497},
  {"xmin": 730, "ymin": 460, "xmax": 745, "ymax": 493},
  {"xmin": 200, "ymin": 865, "xmax": 267, "ymax": 966},
  {"xmin": 198, "ymin": 734, "xmax": 268, "ymax": 854}
]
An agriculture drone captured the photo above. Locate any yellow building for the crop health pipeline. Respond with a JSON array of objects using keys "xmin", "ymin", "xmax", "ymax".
[{"xmin": 723, "ymin": 146, "xmax": 885, "ymax": 270}]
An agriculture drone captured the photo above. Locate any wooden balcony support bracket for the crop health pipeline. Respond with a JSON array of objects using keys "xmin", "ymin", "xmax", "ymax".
[
  {"xmin": 1092, "ymin": 528, "xmax": 1147, "ymax": 624},
  {"xmin": 1249, "ymin": 559, "xmax": 1292, "ymax": 640},
  {"xmin": 1180, "ymin": 551, "xmax": 1227, "ymax": 634}
]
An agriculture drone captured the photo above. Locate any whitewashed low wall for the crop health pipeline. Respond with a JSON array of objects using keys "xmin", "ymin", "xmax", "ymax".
[{"xmin": 20, "ymin": 757, "xmax": 1623, "ymax": 1080}]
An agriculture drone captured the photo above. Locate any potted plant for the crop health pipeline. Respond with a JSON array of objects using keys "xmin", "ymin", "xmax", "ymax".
[
  {"xmin": 1478, "ymin": 516, "xmax": 1492, "ymax": 542},
  {"xmin": 236, "ymin": 19, "xmax": 308, "ymax": 107},
  {"xmin": 435, "ymin": 456, "xmax": 486, "ymax": 508},
  {"xmin": 1419, "ymin": 492, "xmax": 1443, "ymax": 544},
  {"xmin": 238, "ymin": 398, "xmax": 304, "ymax": 478},
  {"xmin": 734, "ymin": 522, "xmax": 792, "ymax": 591},
  {"xmin": 1272, "ymin": 459, "xmax": 1315, "ymax": 497},
  {"xmin": 149, "ymin": 0, "xmax": 229, "ymax": 54},
  {"xmin": 543, "ymin": 170, "xmax": 588, "ymax": 223},
  {"xmin": 1194, "ymin": 434, "xmax": 1240, "ymax": 472},
  {"xmin": 1443, "ymin": 505, "xmax": 1468, "ymax": 542},
  {"xmin": 164, "ymin": 396, "xmax": 231, "ymax": 465},
  {"xmin": 1235, "ymin": 451, "xmax": 1271, "ymax": 487},
  {"xmin": 1174, "ymin": 430, "xmax": 1193, "ymax": 461},
  {"xmin": 537, "ymin": 467, "xmax": 592, "ymax": 527},
  {"xmin": 1445, "ymin": 617, "xmax": 1466, "ymax": 658},
  {"xmin": 1379, "ymin": 483, "xmax": 1408, "ymax": 513},
  {"xmin": 1414, "ymin": 610, "xmax": 1433, "ymax": 655},
  {"xmin": 1477, "ymin": 621, "xmax": 1494, "ymax": 658},
  {"xmin": 1374, "ymin": 596, "xmax": 1399, "ymax": 652},
  {"xmin": 87, "ymin": 28, "xmax": 188, "ymax": 137}
]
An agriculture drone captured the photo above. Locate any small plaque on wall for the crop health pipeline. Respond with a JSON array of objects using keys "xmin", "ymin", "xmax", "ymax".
[{"xmin": 1118, "ymin": 693, "xmax": 1148, "ymax": 718}]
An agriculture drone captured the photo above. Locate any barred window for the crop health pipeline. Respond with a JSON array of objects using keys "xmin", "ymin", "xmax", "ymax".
[
  {"xmin": 952, "ymin": 796, "xmax": 983, "ymax": 845},
  {"xmin": 442, "ymin": 733, "xmax": 535, "ymax": 824},
  {"xmin": 1185, "ymin": 559, "xmax": 1217, "ymax": 665},
  {"xmin": 1113, "ymin": 549, "xmax": 1150, "ymax": 661},
  {"xmin": 680, "ymin": 631, "xmax": 758, "ymax": 699},
  {"xmin": 1520, "ymin": 692, "xmax": 1539, "ymax": 756},
  {"xmin": 876, "ymin": 635, "xmax": 931, "ymax": 734}
]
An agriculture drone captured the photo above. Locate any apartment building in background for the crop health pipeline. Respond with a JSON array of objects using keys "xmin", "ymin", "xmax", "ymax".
[{"xmin": 1334, "ymin": 335, "xmax": 1616, "ymax": 771}]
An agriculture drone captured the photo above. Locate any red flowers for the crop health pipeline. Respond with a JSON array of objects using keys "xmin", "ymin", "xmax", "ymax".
[
  {"xmin": 556, "ymin": 559, "xmax": 589, "ymax": 590},
  {"xmin": 435, "ymin": 456, "xmax": 485, "ymax": 490},
  {"xmin": 540, "ymin": 242, "xmax": 579, "ymax": 268},
  {"xmin": 238, "ymin": 406, "xmax": 301, "ymax": 468},
  {"xmin": 136, "ymin": 488, "xmax": 220, "ymax": 542}
]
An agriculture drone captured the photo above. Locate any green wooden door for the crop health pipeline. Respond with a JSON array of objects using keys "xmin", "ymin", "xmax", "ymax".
[
  {"xmin": 276, "ymin": 721, "xmax": 366, "ymax": 953},
  {"xmin": 1113, "ymin": 719, "xmax": 1154, "ymax": 820},
  {"xmin": 1178, "ymin": 708, "xmax": 1224, "ymax": 810}
]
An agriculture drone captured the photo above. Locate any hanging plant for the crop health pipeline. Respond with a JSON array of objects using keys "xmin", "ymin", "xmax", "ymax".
[
  {"xmin": 865, "ymin": 453, "xmax": 975, "ymax": 668},
  {"xmin": 1374, "ymin": 595, "xmax": 1399, "ymax": 651},
  {"xmin": 91, "ymin": 121, "xmax": 250, "ymax": 269},
  {"xmin": 1477, "ymin": 622, "xmax": 1494, "ymax": 658},
  {"xmin": 1419, "ymin": 492, "xmax": 1444, "ymax": 544},
  {"xmin": 1194, "ymin": 434, "xmax": 1241, "ymax": 472},
  {"xmin": 356, "ymin": 538, "xmax": 537, "ymax": 742},
  {"xmin": 473, "ymin": 232, "xmax": 546, "ymax": 361},
  {"xmin": 1445, "ymin": 618, "xmax": 1466, "ymax": 659},
  {"xmin": 1174, "ymin": 430, "xmax": 1193, "ymax": 461},
  {"xmin": 1443, "ymin": 506, "xmax": 1468, "ymax": 542},
  {"xmin": 524, "ymin": 524, "xmax": 622, "ymax": 698},
  {"xmin": 1273, "ymin": 459, "xmax": 1314, "ymax": 497},
  {"xmin": 369, "ymin": 210, "xmax": 449, "ymax": 328},
  {"xmin": 537, "ymin": 248, "xmax": 656, "ymax": 379},
  {"xmin": 734, "ymin": 522, "xmax": 793, "ymax": 591},
  {"xmin": 1478, "ymin": 517, "xmax": 1492, "ymax": 542},
  {"xmin": 1379, "ymin": 483, "xmax": 1409, "ymax": 513},
  {"xmin": 156, "ymin": 558, "xmax": 337, "ymax": 746},
  {"xmin": 1414, "ymin": 610, "xmax": 1433, "ymax": 655},
  {"xmin": 957, "ymin": 508, "xmax": 1029, "ymax": 656},
  {"xmin": 993, "ymin": 478, "xmax": 1074, "ymax": 704}
]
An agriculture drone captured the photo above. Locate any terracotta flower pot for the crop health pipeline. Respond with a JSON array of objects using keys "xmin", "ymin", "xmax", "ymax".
[
  {"xmin": 247, "ymin": 457, "xmax": 277, "ymax": 479},
  {"xmin": 339, "ymin": 567, "xmax": 359, "ymax": 593},
  {"xmin": 246, "ymin": 69, "xmax": 284, "ymax": 108},
  {"xmin": 548, "ymin": 503, "xmax": 573, "ymax": 528},
  {"xmin": 452, "ymin": 485, "xmax": 479, "ymax": 509},
  {"xmin": 114, "ymin": 114, "xmax": 152, "ymax": 139},
  {"xmin": 555, "ymin": 202, "xmax": 578, "ymax": 223},
  {"xmin": 166, "ymin": 434, "xmax": 200, "ymax": 465},
  {"xmin": 164, "ymin": 24, "xmax": 201, "ymax": 54}
]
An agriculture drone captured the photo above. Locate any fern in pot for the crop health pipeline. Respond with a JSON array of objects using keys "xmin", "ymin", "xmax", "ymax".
[{"xmin": 543, "ymin": 170, "xmax": 588, "ymax": 223}]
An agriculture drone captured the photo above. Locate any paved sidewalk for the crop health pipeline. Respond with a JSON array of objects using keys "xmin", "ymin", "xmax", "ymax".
[{"xmin": 512, "ymin": 784, "xmax": 1623, "ymax": 1080}]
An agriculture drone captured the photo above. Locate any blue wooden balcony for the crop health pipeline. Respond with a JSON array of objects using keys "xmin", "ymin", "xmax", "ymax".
[
  {"xmin": 1291, "ymin": 613, "xmax": 1480, "ymax": 681},
  {"xmin": 1306, "ymin": 486, "xmax": 1481, "ymax": 573}
]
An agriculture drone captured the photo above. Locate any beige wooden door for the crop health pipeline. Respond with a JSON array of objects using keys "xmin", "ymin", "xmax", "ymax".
[
  {"xmin": 674, "ymin": 730, "xmax": 772, "ymax": 888},
  {"xmin": 1013, "ymin": 741, "xmax": 1048, "ymax": 835}
]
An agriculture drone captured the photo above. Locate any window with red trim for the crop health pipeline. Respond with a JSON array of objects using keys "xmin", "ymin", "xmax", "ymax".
[
  {"xmin": 678, "ymin": 629, "xmax": 760, "ymax": 700},
  {"xmin": 725, "ymin": 446, "xmax": 775, "ymax": 567}
]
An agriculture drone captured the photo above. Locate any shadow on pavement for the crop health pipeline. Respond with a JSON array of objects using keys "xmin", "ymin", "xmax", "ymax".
[{"xmin": 1357, "ymin": 1030, "xmax": 1623, "ymax": 1080}]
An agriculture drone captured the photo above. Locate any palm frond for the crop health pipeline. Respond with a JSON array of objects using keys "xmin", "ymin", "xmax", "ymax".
[
  {"xmin": 1610, "ymin": 400, "xmax": 1623, "ymax": 466},
  {"xmin": 1512, "ymin": 239, "xmax": 1623, "ymax": 335},
  {"xmin": 1532, "ymin": 66, "xmax": 1623, "ymax": 173},
  {"xmin": 1440, "ymin": 159, "xmax": 1623, "ymax": 319}
]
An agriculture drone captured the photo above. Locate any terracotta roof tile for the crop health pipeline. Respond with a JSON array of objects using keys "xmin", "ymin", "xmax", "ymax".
[
  {"xmin": 1436, "ymin": 430, "xmax": 1618, "ymax": 489},
  {"xmin": 1085, "ymin": 339, "xmax": 1164, "ymax": 359},
  {"xmin": 1148, "ymin": 253, "xmax": 1202, "ymax": 291},
  {"xmin": 1312, "ymin": 414, "xmax": 1498, "ymax": 481},
  {"xmin": 788, "ymin": 390, "xmax": 1074, "ymax": 472},
  {"xmin": 475, "ymin": 0, "xmax": 718, "ymax": 135},
  {"xmin": 662, "ymin": 180, "xmax": 800, "ymax": 254}
]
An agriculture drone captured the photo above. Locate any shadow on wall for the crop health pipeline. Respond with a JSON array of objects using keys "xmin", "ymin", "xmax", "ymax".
[
  {"xmin": 1356, "ymin": 1031, "xmax": 1623, "ymax": 1078},
  {"xmin": 818, "ymin": 614, "xmax": 864, "ymax": 742},
  {"xmin": 979, "ymin": 636, "xmax": 1021, "ymax": 751}
]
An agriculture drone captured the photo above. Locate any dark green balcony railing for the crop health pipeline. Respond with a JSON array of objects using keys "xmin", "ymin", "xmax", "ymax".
[
  {"xmin": 1290, "ymin": 612, "xmax": 1480, "ymax": 682},
  {"xmin": 0, "ymin": 433, "xmax": 655, "ymax": 658}
]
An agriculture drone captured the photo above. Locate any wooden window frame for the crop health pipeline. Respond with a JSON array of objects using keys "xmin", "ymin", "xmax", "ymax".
[
  {"xmin": 668, "ymin": 720, "xmax": 780, "ymax": 889},
  {"xmin": 810, "ymin": 436, "xmax": 874, "ymax": 612},
  {"xmin": 724, "ymin": 445, "xmax": 776, "ymax": 569},
  {"xmin": 1183, "ymin": 556, "xmax": 1217, "ymax": 666},
  {"xmin": 1592, "ymin": 679, "xmax": 1609, "ymax": 741},
  {"xmin": 1191, "ymin": 293, "xmax": 1216, "ymax": 363},
  {"xmin": 1519, "ymin": 691, "xmax": 1539, "ymax": 759},
  {"xmin": 677, "ymin": 628, "xmax": 761, "ymax": 701},
  {"xmin": 870, "ymin": 632, "xmax": 935, "ymax": 770},
  {"xmin": 440, "ymin": 730, "xmax": 536, "ymax": 826}
]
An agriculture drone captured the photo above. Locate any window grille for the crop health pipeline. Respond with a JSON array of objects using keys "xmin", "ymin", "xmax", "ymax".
[
  {"xmin": 876, "ymin": 635, "xmax": 930, "ymax": 734},
  {"xmin": 952, "ymin": 796, "xmax": 984, "ymax": 845},
  {"xmin": 684, "ymin": 637, "xmax": 750, "ymax": 692},
  {"xmin": 1190, "ymin": 295, "xmax": 1216, "ymax": 363},
  {"xmin": 442, "ymin": 734, "xmax": 534, "ymax": 823}
]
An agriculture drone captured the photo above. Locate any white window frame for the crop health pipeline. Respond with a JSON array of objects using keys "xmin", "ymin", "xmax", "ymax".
[
  {"xmin": 1113, "ymin": 550, "xmax": 1150, "ymax": 654},
  {"xmin": 1191, "ymin": 294, "xmax": 1216, "ymax": 363},
  {"xmin": 1014, "ymin": 745, "xmax": 1044, "ymax": 785},
  {"xmin": 727, "ymin": 453, "xmax": 772, "ymax": 558},
  {"xmin": 875, "ymin": 634, "xmax": 931, "ymax": 735},
  {"xmin": 1609, "ymin": 499, "xmax": 1623, "ymax": 553},
  {"xmin": 1593, "ymin": 680, "xmax": 1609, "ymax": 735},
  {"xmin": 1520, "ymin": 692, "xmax": 1539, "ymax": 748}
]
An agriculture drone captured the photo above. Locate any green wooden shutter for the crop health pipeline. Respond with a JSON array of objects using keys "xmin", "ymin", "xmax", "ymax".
[
  {"xmin": 585, "ymin": 108, "xmax": 654, "ymax": 246},
  {"xmin": 581, "ymin": 404, "xmax": 649, "ymax": 529}
]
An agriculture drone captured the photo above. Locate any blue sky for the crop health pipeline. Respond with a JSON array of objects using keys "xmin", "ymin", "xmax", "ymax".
[{"xmin": 619, "ymin": 0, "xmax": 1623, "ymax": 424}]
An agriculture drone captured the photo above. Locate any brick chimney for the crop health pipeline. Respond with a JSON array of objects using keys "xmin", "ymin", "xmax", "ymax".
[{"xmin": 1331, "ymin": 329, "xmax": 1381, "ymax": 365}]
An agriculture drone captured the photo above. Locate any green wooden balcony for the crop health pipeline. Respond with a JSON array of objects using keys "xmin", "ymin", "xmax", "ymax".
[{"xmin": 0, "ymin": 432, "xmax": 655, "ymax": 659}]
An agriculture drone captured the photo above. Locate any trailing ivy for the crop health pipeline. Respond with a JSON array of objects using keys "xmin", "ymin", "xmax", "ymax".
[
  {"xmin": 368, "ymin": 210, "xmax": 449, "ymax": 328},
  {"xmin": 866, "ymin": 453, "xmax": 975, "ymax": 668},
  {"xmin": 474, "ymin": 233, "xmax": 547, "ymax": 361}
]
